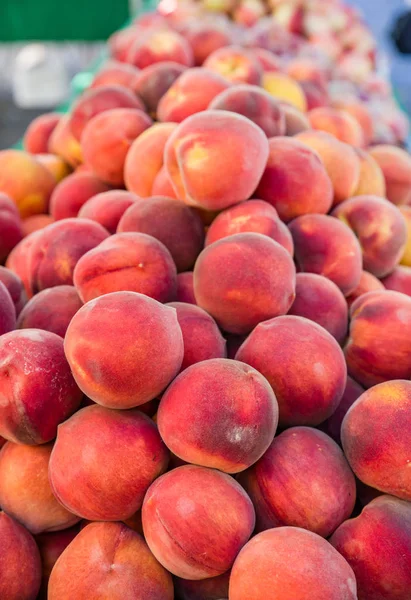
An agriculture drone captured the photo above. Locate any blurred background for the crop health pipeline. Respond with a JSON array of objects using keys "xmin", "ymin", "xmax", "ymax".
[{"xmin": 0, "ymin": 0, "xmax": 410, "ymax": 149}]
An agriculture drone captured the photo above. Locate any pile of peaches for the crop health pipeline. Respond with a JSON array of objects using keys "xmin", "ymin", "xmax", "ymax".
[{"xmin": 0, "ymin": 0, "xmax": 411, "ymax": 598}]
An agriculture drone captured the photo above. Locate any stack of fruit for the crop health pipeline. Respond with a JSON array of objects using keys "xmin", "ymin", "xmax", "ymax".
[{"xmin": 0, "ymin": 1, "xmax": 411, "ymax": 598}]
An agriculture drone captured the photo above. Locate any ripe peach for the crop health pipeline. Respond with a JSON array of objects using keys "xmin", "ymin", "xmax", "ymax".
[
  {"xmin": 151, "ymin": 165, "xmax": 178, "ymax": 197},
  {"xmin": 194, "ymin": 232, "xmax": 295, "ymax": 334},
  {"xmin": 36, "ymin": 154, "xmax": 71, "ymax": 183},
  {"xmin": 333, "ymin": 195, "xmax": 407, "ymax": 278},
  {"xmin": 345, "ymin": 270, "xmax": 385, "ymax": 307},
  {"xmin": 0, "ymin": 329, "xmax": 82, "ymax": 444},
  {"xmin": 256, "ymin": 137, "xmax": 333, "ymax": 222},
  {"xmin": 0, "ymin": 266, "xmax": 27, "ymax": 315},
  {"xmin": 289, "ymin": 214, "xmax": 363, "ymax": 296},
  {"xmin": 262, "ymin": 72, "xmax": 307, "ymax": 111},
  {"xmin": 78, "ymin": 189, "xmax": 137, "ymax": 233},
  {"xmin": 64, "ymin": 291, "xmax": 183, "ymax": 408},
  {"xmin": 142, "ymin": 464, "xmax": 255, "ymax": 579},
  {"xmin": 175, "ymin": 571, "xmax": 230, "ymax": 600},
  {"xmin": 176, "ymin": 271, "xmax": 196, "ymax": 304},
  {"xmin": 73, "ymin": 232, "xmax": 177, "ymax": 303},
  {"xmin": 158, "ymin": 358, "xmax": 277, "ymax": 472},
  {"xmin": 165, "ymin": 111, "xmax": 269, "ymax": 211},
  {"xmin": 251, "ymin": 47, "xmax": 282, "ymax": 72},
  {"xmin": 204, "ymin": 45, "xmax": 262, "ymax": 84},
  {"xmin": 0, "ymin": 150, "xmax": 56, "ymax": 218},
  {"xmin": 134, "ymin": 61, "xmax": 186, "ymax": 116},
  {"xmin": 48, "ymin": 522, "xmax": 173, "ymax": 600},
  {"xmin": 282, "ymin": 103, "xmax": 310, "ymax": 135},
  {"xmin": 308, "ymin": 107, "xmax": 365, "ymax": 146},
  {"xmin": 24, "ymin": 113, "xmax": 61, "ymax": 154},
  {"xmin": 333, "ymin": 100, "xmax": 374, "ymax": 146},
  {"xmin": 81, "ymin": 108, "xmax": 152, "ymax": 186},
  {"xmin": 229, "ymin": 527, "xmax": 357, "ymax": 600},
  {"xmin": 300, "ymin": 80, "xmax": 330, "ymax": 110},
  {"xmin": 0, "ymin": 281, "xmax": 16, "ymax": 335},
  {"xmin": 205, "ymin": 199, "xmax": 293, "ymax": 255},
  {"xmin": 28, "ymin": 218, "xmax": 109, "ymax": 293},
  {"xmin": 21, "ymin": 214, "xmax": 55, "ymax": 236},
  {"xmin": 369, "ymin": 145, "xmax": 411, "ymax": 206},
  {"xmin": 321, "ymin": 376, "xmax": 365, "ymax": 446},
  {"xmin": 17, "ymin": 285, "xmax": 82, "ymax": 338},
  {"xmin": 127, "ymin": 28, "xmax": 194, "ymax": 69},
  {"xmin": 185, "ymin": 22, "xmax": 233, "ymax": 65},
  {"xmin": 50, "ymin": 172, "xmax": 110, "ymax": 220},
  {"xmin": 382, "ymin": 265, "xmax": 411, "ymax": 296},
  {"xmin": 0, "ymin": 193, "xmax": 23, "ymax": 262},
  {"xmin": 400, "ymin": 205, "xmax": 411, "ymax": 266},
  {"xmin": 0, "ymin": 512, "xmax": 41, "ymax": 600},
  {"xmin": 48, "ymin": 115, "xmax": 83, "ymax": 168},
  {"xmin": 108, "ymin": 25, "xmax": 140, "ymax": 62},
  {"xmin": 352, "ymin": 148, "xmax": 386, "ymax": 197},
  {"xmin": 49, "ymin": 405, "xmax": 169, "ymax": 520},
  {"xmin": 0, "ymin": 442, "xmax": 80, "ymax": 534},
  {"xmin": 90, "ymin": 61, "xmax": 140, "ymax": 91},
  {"xmin": 5, "ymin": 230, "xmax": 42, "ymax": 298},
  {"xmin": 345, "ymin": 291, "xmax": 411, "ymax": 387}
]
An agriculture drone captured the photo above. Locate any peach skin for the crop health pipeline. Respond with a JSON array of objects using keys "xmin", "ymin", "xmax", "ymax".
[
  {"xmin": 78, "ymin": 189, "xmax": 138, "ymax": 234},
  {"xmin": 369, "ymin": 144, "xmax": 411, "ymax": 206},
  {"xmin": 134, "ymin": 61, "xmax": 186, "ymax": 116},
  {"xmin": 321, "ymin": 376, "xmax": 365, "ymax": 446},
  {"xmin": 203, "ymin": 45, "xmax": 262, "ymax": 84},
  {"xmin": 0, "ymin": 265, "xmax": 27, "ymax": 316},
  {"xmin": 49, "ymin": 172, "xmax": 110, "ymax": 220},
  {"xmin": 345, "ymin": 270, "xmax": 384, "ymax": 308},
  {"xmin": 126, "ymin": 29, "xmax": 194, "ymax": 69},
  {"xmin": 0, "ymin": 281, "xmax": 16, "ymax": 336},
  {"xmin": 352, "ymin": 148, "xmax": 386, "ymax": 197},
  {"xmin": 308, "ymin": 107, "xmax": 365, "ymax": 146},
  {"xmin": 48, "ymin": 115, "xmax": 83, "ymax": 169},
  {"xmin": 400, "ymin": 205, "xmax": 411, "ymax": 266},
  {"xmin": 0, "ymin": 193, "xmax": 23, "ymax": 263},
  {"xmin": 24, "ymin": 113, "xmax": 61, "ymax": 154},
  {"xmin": 382, "ymin": 265, "xmax": 411, "ymax": 296}
]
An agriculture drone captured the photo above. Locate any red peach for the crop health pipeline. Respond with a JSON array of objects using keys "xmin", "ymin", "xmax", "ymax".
[
  {"xmin": 134, "ymin": 61, "xmax": 187, "ymax": 116},
  {"xmin": 333, "ymin": 100, "xmax": 374, "ymax": 147},
  {"xmin": 346, "ymin": 270, "xmax": 385, "ymax": 307},
  {"xmin": 50, "ymin": 172, "xmax": 110, "ymax": 220},
  {"xmin": 0, "ymin": 281, "xmax": 16, "ymax": 335},
  {"xmin": 5, "ymin": 230, "xmax": 42, "ymax": 298},
  {"xmin": 204, "ymin": 45, "xmax": 262, "ymax": 84},
  {"xmin": 0, "ymin": 266, "xmax": 27, "ymax": 315},
  {"xmin": 90, "ymin": 61, "xmax": 140, "ymax": 91},
  {"xmin": 127, "ymin": 29, "xmax": 194, "ymax": 69},
  {"xmin": 400, "ymin": 205, "xmax": 411, "ymax": 266},
  {"xmin": 0, "ymin": 193, "xmax": 23, "ymax": 262},
  {"xmin": 352, "ymin": 148, "xmax": 386, "ymax": 197},
  {"xmin": 176, "ymin": 271, "xmax": 196, "ymax": 304},
  {"xmin": 185, "ymin": 23, "xmax": 234, "ymax": 65},
  {"xmin": 78, "ymin": 189, "xmax": 138, "ymax": 233},
  {"xmin": 151, "ymin": 164, "xmax": 178, "ymax": 198},
  {"xmin": 382, "ymin": 265, "xmax": 411, "ymax": 296},
  {"xmin": 21, "ymin": 214, "xmax": 55, "ymax": 236},
  {"xmin": 23, "ymin": 113, "xmax": 61, "ymax": 154},
  {"xmin": 48, "ymin": 115, "xmax": 83, "ymax": 169},
  {"xmin": 108, "ymin": 25, "xmax": 140, "ymax": 62},
  {"xmin": 321, "ymin": 376, "xmax": 365, "ymax": 446},
  {"xmin": 35, "ymin": 154, "xmax": 71, "ymax": 183},
  {"xmin": 251, "ymin": 47, "xmax": 283, "ymax": 72},
  {"xmin": 308, "ymin": 107, "xmax": 365, "ymax": 146},
  {"xmin": 369, "ymin": 144, "xmax": 411, "ymax": 206}
]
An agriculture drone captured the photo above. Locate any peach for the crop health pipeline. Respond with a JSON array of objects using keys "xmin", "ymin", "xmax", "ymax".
[
  {"xmin": 36, "ymin": 153, "xmax": 71, "ymax": 183},
  {"xmin": 345, "ymin": 291, "xmax": 411, "ymax": 387},
  {"xmin": 185, "ymin": 23, "xmax": 233, "ymax": 65},
  {"xmin": 151, "ymin": 164, "xmax": 178, "ymax": 197},
  {"xmin": 158, "ymin": 358, "xmax": 277, "ymax": 472},
  {"xmin": 331, "ymin": 495, "xmax": 411, "ymax": 600},
  {"xmin": 108, "ymin": 25, "xmax": 140, "ymax": 62},
  {"xmin": 28, "ymin": 218, "xmax": 109, "ymax": 293},
  {"xmin": 229, "ymin": 527, "xmax": 357, "ymax": 600},
  {"xmin": 382, "ymin": 265, "xmax": 411, "ymax": 296},
  {"xmin": 21, "ymin": 214, "xmax": 54, "ymax": 236},
  {"xmin": 175, "ymin": 571, "xmax": 230, "ymax": 600},
  {"xmin": 127, "ymin": 29, "xmax": 194, "ymax": 69},
  {"xmin": 164, "ymin": 111, "xmax": 269, "ymax": 211},
  {"xmin": 90, "ymin": 61, "xmax": 140, "ymax": 91},
  {"xmin": 333, "ymin": 100, "xmax": 374, "ymax": 146},
  {"xmin": 262, "ymin": 72, "xmax": 307, "ymax": 111},
  {"xmin": 73, "ymin": 232, "xmax": 177, "ymax": 303},
  {"xmin": 118, "ymin": 196, "xmax": 204, "ymax": 271},
  {"xmin": 194, "ymin": 232, "xmax": 295, "ymax": 334},
  {"xmin": 352, "ymin": 148, "xmax": 386, "ymax": 197},
  {"xmin": 342, "ymin": 380, "xmax": 411, "ymax": 501},
  {"xmin": 345, "ymin": 270, "xmax": 385, "ymax": 307},
  {"xmin": 0, "ymin": 442, "xmax": 79, "ymax": 534},
  {"xmin": 176, "ymin": 271, "xmax": 196, "ymax": 304},
  {"xmin": 332, "ymin": 195, "xmax": 407, "ymax": 277},
  {"xmin": 0, "ymin": 266, "xmax": 27, "ymax": 315},
  {"xmin": 50, "ymin": 172, "xmax": 110, "ymax": 220},
  {"xmin": 125, "ymin": 122, "xmax": 177, "ymax": 197},
  {"xmin": 68, "ymin": 85, "xmax": 145, "ymax": 141},
  {"xmin": 158, "ymin": 67, "xmax": 231, "ymax": 123},
  {"xmin": 300, "ymin": 80, "xmax": 329, "ymax": 111},
  {"xmin": 0, "ymin": 193, "xmax": 23, "ymax": 262},
  {"xmin": 134, "ymin": 62, "xmax": 186, "ymax": 116},
  {"xmin": 0, "ymin": 512, "xmax": 41, "ymax": 600},
  {"xmin": 0, "ymin": 150, "xmax": 56, "ymax": 218},
  {"xmin": 236, "ymin": 315, "xmax": 346, "ymax": 426},
  {"xmin": 48, "ymin": 115, "xmax": 83, "ymax": 168},
  {"xmin": 81, "ymin": 108, "xmax": 152, "ymax": 186},
  {"xmin": 400, "ymin": 205, "xmax": 411, "ymax": 266},
  {"xmin": 251, "ymin": 48, "xmax": 282, "ymax": 72},
  {"xmin": 49, "ymin": 405, "xmax": 169, "ymax": 520},
  {"xmin": 35, "ymin": 526, "xmax": 81, "ymax": 598},
  {"xmin": 17, "ymin": 285, "xmax": 82, "ymax": 338},
  {"xmin": 142, "ymin": 464, "xmax": 255, "ymax": 579},
  {"xmin": 205, "ymin": 199, "xmax": 293, "ymax": 255},
  {"xmin": 209, "ymin": 84, "xmax": 286, "ymax": 137},
  {"xmin": 282, "ymin": 103, "xmax": 310, "ymax": 135},
  {"xmin": 78, "ymin": 189, "xmax": 137, "ymax": 233},
  {"xmin": 48, "ymin": 522, "xmax": 173, "ymax": 600},
  {"xmin": 256, "ymin": 137, "xmax": 333, "ymax": 221},
  {"xmin": 308, "ymin": 107, "xmax": 365, "ymax": 146},
  {"xmin": 0, "ymin": 329, "xmax": 82, "ymax": 444},
  {"xmin": 23, "ymin": 113, "xmax": 61, "ymax": 154},
  {"xmin": 369, "ymin": 145, "xmax": 411, "ymax": 206},
  {"xmin": 289, "ymin": 214, "xmax": 363, "ymax": 296},
  {"xmin": 0, "ymin": 281, "xmax": 16, "ymax": 335},
  {"xmin": 239, "ymin": 427, "xmax": 356, "ymax": 536},
  {"xmin": 204, "ymin": 45, "xmax": 262, "ymax": 84},
  {"xmin": 321, "ymin": 376, "xmax": 365, "ymax": 446},
  {"xmin": 64, "ymin": 291, "xmax": 183, "ymax": 408},
  {"xmin": 5, "ymin": 230, "xmax": 42, "ymax": 298},
  {"xmin": 295, "ymin": 130, "xmax": 360, "ymax": 206},
  {"xmin": 288, "ymin": 273, "xmax": 348, "ymax": 343},
  {"xmin": 287, "ymin": 58, "xmax": 327, "ymax": 88}
]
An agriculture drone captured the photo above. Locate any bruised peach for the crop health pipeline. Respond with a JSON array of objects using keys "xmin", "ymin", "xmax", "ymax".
[
  {"xmin": 81, "ymin": 108, "xmax": 152, "ymax": 186},
  {"xmin": 142, "ymin": 465, "xmax": 255, "ymax": 579},
  {"xmin": 308, "ymin": 107, "xmax": 365, "ymax": 146},
  {"xmin": 118, "ymin": 196, "xmax": 204, "ymax": 271},
  {"xmin": 48, "ymin": 522, "xmax": 173, "ymax": 600},
  {"xmin": 204, "ymin": 45, "xmax": 262, "ymax": 84},
  {"xmin": 236, "ymin": 315, "xmax": 346, "ymax": 427},
  {"xmin": 382, "ymin": 266, "xmax": 411, "ymax": 296},
  {"xmin": 24, "ymin": 113, "xmax": 61, "ymax": 154},
  {"xmin": 289, "ymin": 214, "xmax": 363, "ymax": 296},
  {"xmin": 90, "ymin": 61, "xmax": 140, "ymax": 91},
  {"xmin": 262, "ymin": 72, "xmax": 307, "ymax": 111},
  {"xmin": 49, "ymin": 405, "xmax": 169, "ymax": 520},
  {"xmin": 0, "ymin": 150, "xmax": 55, "ymax": 218},
  {"xmin": 158, "ymin": 359, "xmax": 277, "ymax": 472},
  {"xmin": 78, "ymin": 189, "xmax": 137, "ymax": 233},
  {"xmin": 0, "ymin": 266, "xmax": 27, "ymax": 315},
  {"xmin": 134, "ymin": 62, "xmax": 186, "ymax": 116},
  {"xmin": 194, "ymin": 233, "xmax": 295, "ymax": 334},
  {"xmin": 127, "ymin": 29, "xmax": 194, "ymax": 69},
  {"xmin": 64, "ymin": 291, "xmax": 183, "ymax": 408},
  {"xmin": 0, "ymin": 281, "xmax": 16, "ymax": 335},
  {"xmin": 50, "ymin": 172, "xmax": 110, "ymax": 220},
  {"xmin": 369, "ymin": 145, "xmax": 411, "ymax": 206},
  {"xmin": 0, "ymin": 442, "xmax": 80, "ymax": 534},
  {"xmin": 332, "ymin": 195, "xmax": 407, "ymax": 278},
  {"xmin": 185, "ymin": 23, "xmax": 233, "ymax": 65},
  {"xmin": 17, "ymin": 286, "xmax": 82, "ymax": 338},
  {"xmin": 48, "ymin": 115, "xmax": 83, "ymax": 169},
  {"xmin": 73, "ymin": 232, "xmax": 177, "ymax": 303},
  {"xmin": 345, "ymin": 270, "xmax": 384, "ymax": 307},
  {"xmin": 321, "ymin": 376, "xmax": 365, "ymax": 446},
  {"xmin": 176, "ymin": 271, "xmax": 196, "ymax": 304},
  {"xmin": 229, "ymin": 527, "xmax": 357, "ymax": 600},
  {"xmin": 352, "ymin": 148, "xmax": 386, "ymax": 197},
  {"xmin": 28, "ymin": 218, "xmax": 109, "ymax": 293},
  {"xmin": 5, "ymin": 230, "xmax": 42, "ymax": 298},
  {"xmin": 0, "ymin": 193, "xmax": 23, "ymax": 262},
  {"xmin": 0, "ymin": 329, "xmax": 82, "ymax": 444},
  {"xmin": 342, "ymin": 380, "xmax": 411, "ymax": 500},
  {"xmin": 165, "ymin": 111, "xmax": 269, "ymax": 211},
  {"xmin": 36, "ymin": 154, "xmax": 71, "ymax": 183},
  {"xmin": 345, "ymin": 291, "xmax": 411, "ymax": 387},
  {"xmin": 35, "ymin": 526, "xmax": 81, "ymax": 598},
  {"xmin": 125, "ymin": 123, "xmax": 177, "ymax": 197},
  {"xmin": 239, "ymin": 427, "xmax": 356, "ymax": 536},
  {"xmin": 175, "ymin": 571, "xmax": 230, "ymax": 600}
]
